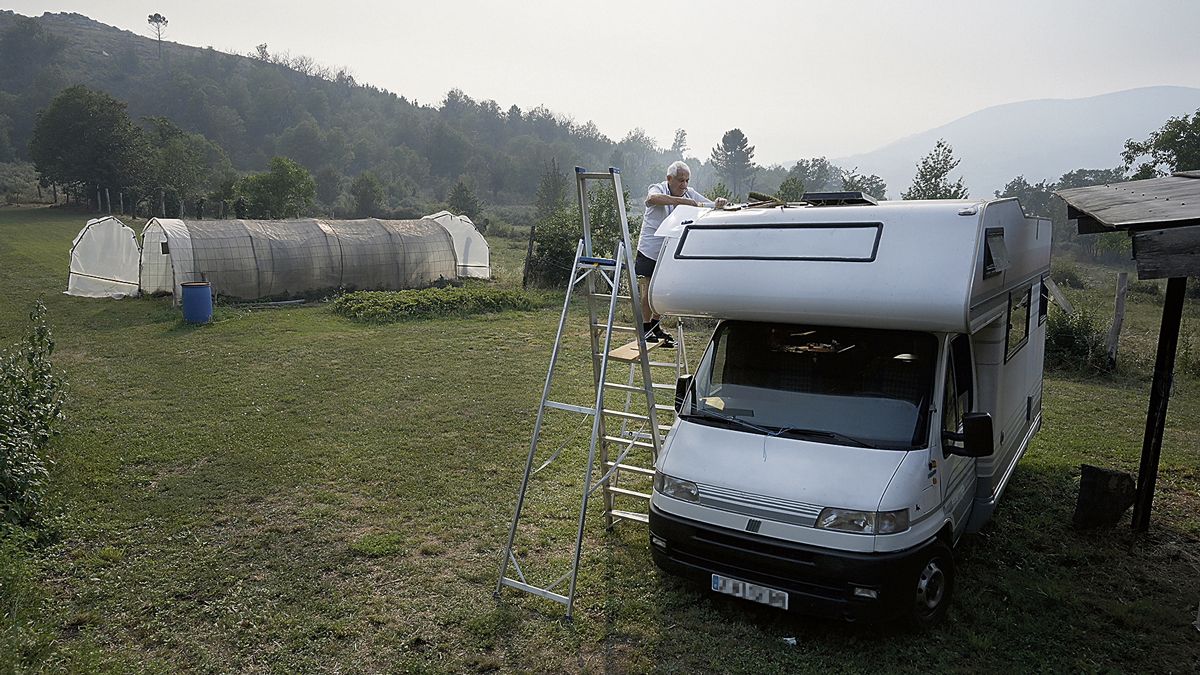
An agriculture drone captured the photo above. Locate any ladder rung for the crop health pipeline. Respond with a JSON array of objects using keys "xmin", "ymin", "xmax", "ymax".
[
  {"xmin": 593, "ymin": 324, "xmax": 638, "ymax": 333},
  {"xmin": 577, "ymin": 171, "xmax": 615, "ymax": 180},
  {"xmin": 602, "ymin": 435, "xmax": 655, "ymax": 449},
  {"xmin": 544, "ymin": 400, "xmax": 595, "ymax": 415},
  {"xmin": 602, "ymin": 382, "xmax": 657, "ymax": 394},
  {"xmin": 605, "ymin": 461, "xmax": 656, "ymax": 476},
  {"xmin": 654, "ymin": 404, "xmax": 674, "ymax": 413},
  {"xmin": 499, "ymin": 577, "xmax": 570, "ymax": 605},
  {"xmin": 607, "ymin": 486, "xmax": 651, "ymax": 500},
  {"xmin": 648, "ymin": 361, "xmax": 678, "ymax": 368},
  {"xmin": 602, "ymin": 408, "xmax": 653, "ymax": 422},
  {"xmin": 609, "ymin": 509, "xmax": 649, "ymax": 524},
  {"xmin": 652, "ymin": 383, "xmax": 674, "ymax": 391},
  {"xmin": 588, "ymin": 293, "xmax": 633, "ymax": 301},
  {"xmin": 578, "ymin": 256, "xmax": 616, "ymax": 267}
]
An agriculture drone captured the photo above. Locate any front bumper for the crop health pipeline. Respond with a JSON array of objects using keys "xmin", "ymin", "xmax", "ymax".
[{"xmin": 649, "ymin": 503, "xmax": 939, "ymax": 621}]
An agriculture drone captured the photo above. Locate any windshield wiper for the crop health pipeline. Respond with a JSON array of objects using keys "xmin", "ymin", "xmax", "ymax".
[
  {"xmin": 768, "ymin": 427, "xmax": 872, "ymax": 448},
  {"xmin": 680, "ymin": 409, "xmax": 772, "ymax": 435}
]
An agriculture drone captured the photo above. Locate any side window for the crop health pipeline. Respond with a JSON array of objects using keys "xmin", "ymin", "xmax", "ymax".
[
  {"xmin": 943, "ymin": 335, "xmax": 972, "ymax": 435},
  {"xmin": 1039, "ymin": 278, "xmax": 1049, "ymax": 325},
  {"xmin": 1005, "ymin": 289, "xmax": 1031, "ymax": 362}
]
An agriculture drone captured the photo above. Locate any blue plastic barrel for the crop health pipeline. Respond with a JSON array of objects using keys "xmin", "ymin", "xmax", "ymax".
[{"xmin": 181, "ymin": 281, "xmax": 213, "ymax": 324}]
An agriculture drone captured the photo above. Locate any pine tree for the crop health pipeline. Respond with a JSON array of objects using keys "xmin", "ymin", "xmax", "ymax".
[
  {"xmin": 902, "ymin": 139, "xmax": 968, "ymax": 200},
  {"xmin": 709, "ymin": 129, "xmax": 757, "ymax": 199},
  {"xmin": 533, "ymin": 159, "xmax": 567, "ymax": 222},
  {"xmin": 447, "ymin": 179, "xmax": 482, "ymax": 220}
]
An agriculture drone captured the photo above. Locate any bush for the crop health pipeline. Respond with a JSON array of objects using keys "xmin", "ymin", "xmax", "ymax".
[
  {"xmin": 1051, "ymin": 261, "xmax": 1086, "ymax": 289},
  {"xmin": 524, "ymin": 186, "xmax": 632, "ymax": 288},
  {"xmin": 1045, "ymin": 307, "xmax": 1110, "ymax": 373},
  {"xmin": 1, "ymin": 302, "xmax": 68, "ymax": 527},
  {"xmin": 330, "ymin": 286, "xmax": 536, "ymax": 323},
  {"xmin": 1127, "ymin": 279, "xmax": 1161, "ymax": 297}
]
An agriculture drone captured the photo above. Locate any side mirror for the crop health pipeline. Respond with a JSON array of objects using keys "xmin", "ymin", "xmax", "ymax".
[
  {"xmin": 960, "ymin": 412, "xmax": 994, "ymax": 457},
  {"xmin": 674, "ymin": 374, "xmax": 694, "ymax": 413}
]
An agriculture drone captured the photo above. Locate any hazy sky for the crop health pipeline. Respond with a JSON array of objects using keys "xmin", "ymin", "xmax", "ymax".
[{"xmin": 8, "ymin": 1, "xmax": 1200, "ymax": 165}]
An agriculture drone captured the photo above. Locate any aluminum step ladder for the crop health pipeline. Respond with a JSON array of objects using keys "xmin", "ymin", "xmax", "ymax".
[{"xmin": 495, "ymin": 167, "xmax": 684, "ymax": 618}]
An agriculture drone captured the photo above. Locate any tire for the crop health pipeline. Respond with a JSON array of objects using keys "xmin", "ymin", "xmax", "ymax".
[{"xmin": 909, "ymin": 540, "xmax": 955, "ymax": 626}]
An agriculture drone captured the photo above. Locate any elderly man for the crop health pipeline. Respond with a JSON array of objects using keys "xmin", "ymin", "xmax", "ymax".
[{"xmin": 636, "ymin": 161, "xmax": 726, "ymax": 346}]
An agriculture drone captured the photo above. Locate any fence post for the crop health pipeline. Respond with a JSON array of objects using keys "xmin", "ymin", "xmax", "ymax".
[{"xmin": 1105, "ymin": 272, "xmax": 1128, "ymax": 368}]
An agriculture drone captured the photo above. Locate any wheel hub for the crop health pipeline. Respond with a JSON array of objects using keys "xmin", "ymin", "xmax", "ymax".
[{"xmin": 915, "ymin": 560, "xmax": 945, "ymax": 611}]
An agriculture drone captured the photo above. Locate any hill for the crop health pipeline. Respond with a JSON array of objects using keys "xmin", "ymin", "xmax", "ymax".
[
  {"xmin": 0, "ymin": 10, "xmax": 681, "ymax": 213},
  {"xmin": 835, "ymin": 86, "xmax": 1200, "ymax": 197}
]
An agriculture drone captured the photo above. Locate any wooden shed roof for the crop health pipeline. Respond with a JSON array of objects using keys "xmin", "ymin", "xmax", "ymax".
[{"xmin": 1056, "ymin": 171, "xmax": 1200, "ymax": 234}]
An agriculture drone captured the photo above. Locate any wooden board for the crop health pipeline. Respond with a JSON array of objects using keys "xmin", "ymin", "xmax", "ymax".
[
  {"xmin": 608, "ymin": 338, "xmax": 661, "ymax": 362},
  {"xmin": 1132, "ymin": 225, "xmax": 1200, "ymax": 279}
]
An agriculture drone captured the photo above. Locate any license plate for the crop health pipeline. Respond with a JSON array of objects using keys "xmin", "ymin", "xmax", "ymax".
[{"xmin": 711, "ymin": 574, "xmax": 789, "ymax": 610}]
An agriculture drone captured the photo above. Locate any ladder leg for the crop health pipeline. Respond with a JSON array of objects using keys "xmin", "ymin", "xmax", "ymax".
[{"xmin": 496, "ymin": 240, "xmax": 586, "ymax": 596}]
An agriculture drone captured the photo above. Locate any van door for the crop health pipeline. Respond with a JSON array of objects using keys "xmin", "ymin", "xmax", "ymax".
[{"xmin": 940, "ymin": 334, "xmax": 977, "ymax": 539}]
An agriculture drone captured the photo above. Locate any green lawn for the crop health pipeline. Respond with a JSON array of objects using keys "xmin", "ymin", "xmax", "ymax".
[{"xmin": 2, "ymin": 205, "xmax": 1198, "ymax": 673}]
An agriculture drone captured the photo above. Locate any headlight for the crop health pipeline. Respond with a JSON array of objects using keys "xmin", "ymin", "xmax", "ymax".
[
  {"xmin": 815, "ymin": 508, "xmax": 910, "ymax": 534},
  {"xmin": 653, "ymin": 472, "xmax": 699, "ymax": 503}
]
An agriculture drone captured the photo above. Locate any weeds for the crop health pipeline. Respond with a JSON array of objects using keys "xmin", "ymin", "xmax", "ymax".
[
  {"xmin": 1045, "ymin": 307, "xmax": 1110, "ymax": 373},
  {"xmin": 330, "ymin": 286, "xmax": 536, "ymax": 323}
]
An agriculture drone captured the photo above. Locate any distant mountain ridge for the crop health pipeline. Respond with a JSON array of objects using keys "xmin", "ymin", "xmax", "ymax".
[{"xmin": 834, "ymin": 86, "xmax": 1200, "ymax": 197}]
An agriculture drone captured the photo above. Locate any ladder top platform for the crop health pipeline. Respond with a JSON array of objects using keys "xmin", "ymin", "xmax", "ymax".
[{"xmin": 608, "ymin": 338, "xmax": 664, "ymax": 362}]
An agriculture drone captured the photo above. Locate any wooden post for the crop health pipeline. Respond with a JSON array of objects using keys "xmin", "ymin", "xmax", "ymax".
[
  {"xmin": 96, "ymin": 187, "xmax": 102, "ymax": 212},
  {"xmin": 1105, "ymin": 272, "xmax": 1128, "ymax": 368},
  {"xmin": 105, "ymin": 187, "xmax": 112, "ymax": 214},
  {"xmin": 1044, "ymin": 277, "xmax": 1074, "ymax": 315},
  {"xmin": 119, "ymin": 191, "xmax": 124, "ymax": 215},
  {"xmin": 521, "ymin": 224, "xmax": 537, "ymax": 289},
  {"xmin": 1131, "ymin": 276, "xmax": 1187, "ymax": 531}
]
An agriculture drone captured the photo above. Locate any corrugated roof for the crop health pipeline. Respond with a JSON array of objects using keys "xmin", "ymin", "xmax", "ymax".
[{"xmin": 1056, "ymin": 171, "xmax": 1200, "ymax": 233}]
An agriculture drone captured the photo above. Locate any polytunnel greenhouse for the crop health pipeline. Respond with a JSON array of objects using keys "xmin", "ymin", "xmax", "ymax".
[{"xmin": 140, "ymin": 218, "xmax": 459, "ymax": 301}]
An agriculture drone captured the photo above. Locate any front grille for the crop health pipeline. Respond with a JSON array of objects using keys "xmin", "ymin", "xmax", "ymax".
[{"xmin": 697, "ymin": 481, "xmax": 822, "ymax": 527}]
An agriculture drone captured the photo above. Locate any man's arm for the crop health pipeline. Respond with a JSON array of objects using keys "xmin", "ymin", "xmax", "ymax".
[{"xmin": 646, "ymin": 193, "xmax": 702, "ymax": 207}]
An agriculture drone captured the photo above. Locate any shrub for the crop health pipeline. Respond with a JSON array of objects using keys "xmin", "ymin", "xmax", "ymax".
[
  {"xmin": 1127, "ymin": 279, "xmax": 1161, "ymax": 297},
  {"xmin": 330, "ymin": 286, "xmax": 535, "ymax": 323},
  {"xmin": 1, "ymin": 302, "xmax": 68, "ymax": 527},
  {"xmin": 1045, "ymin": 307, "xmax": 1110, "ymax": 373},
  {"xmin": 1051, "ymin": 261, "xmax": 1086, "ymax": 289},
  {"xmin": 524, "ymin": 186, "xmax": 632, "ymax": 288}
]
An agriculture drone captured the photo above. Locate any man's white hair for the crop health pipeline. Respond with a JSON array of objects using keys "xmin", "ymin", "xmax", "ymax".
[{"xmin": 666, "ymin": 160, "xmax": 691, "ymax": 178}]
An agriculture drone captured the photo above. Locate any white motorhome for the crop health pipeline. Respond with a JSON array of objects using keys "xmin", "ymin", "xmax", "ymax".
[{"xmin": 647, "ymin": 194, "xmax": 1050, "ymax": 624}]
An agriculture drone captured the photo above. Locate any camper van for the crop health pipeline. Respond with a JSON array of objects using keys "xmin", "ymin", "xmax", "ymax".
[{"xmin": 646, "ymin": 194, "xmax": 1051, "ymax": 624}]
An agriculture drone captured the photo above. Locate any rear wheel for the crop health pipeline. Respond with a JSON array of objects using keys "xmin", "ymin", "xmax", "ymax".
[{"xmin": 909, "ymin": 540, "xmax": 954, "ymax": 626}]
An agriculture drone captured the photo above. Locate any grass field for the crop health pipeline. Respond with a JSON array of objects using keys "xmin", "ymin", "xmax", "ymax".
[{"xmin": 2, "ymin": 205, "xmax": 1198, "ymax": 673}]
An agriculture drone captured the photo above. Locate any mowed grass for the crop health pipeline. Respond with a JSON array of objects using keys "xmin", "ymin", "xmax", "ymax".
[{"xmin": 1, "ymin": 205, "xmax": 1198, "ymax": 673}]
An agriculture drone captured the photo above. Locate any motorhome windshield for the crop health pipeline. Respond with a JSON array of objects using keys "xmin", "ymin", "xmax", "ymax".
[{"xmin": 685, "ymin": 321, "xmax": 937, "ymax": 449}]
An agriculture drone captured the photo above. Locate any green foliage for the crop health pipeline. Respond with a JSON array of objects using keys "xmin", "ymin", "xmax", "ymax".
[
  {"xmin": 775, "ymin": 175, "xmax": 805, "ymax": 202},
  {"xmin": 0, "ymin": 16, "xmax": 65, "ymax": 88},
  {"xmin": 239, "ymin": 157, "xmax": 316, "ymax": 218},
  {"xmin": 349, "ymin": 532, "xmax": 406, "ymax": 557},
  {"xmin": 706, "ymin": 182, "xmax": 732, "ymax": 202},
  {"xmin": 29, "ymin": 85, "xmax": 146, "ymax": 198},
  {"xmin": 141, "ymin": 116, "xmax": 232, "ymax": 213},
  {"xmin": 1045, "ymin": 308, "xmax": 1110, "ymax": 373},
  {"xmin": 903, "ymin": 138, "xmax": 968, "ymax": 200},
  {"xmin": 709, "ymin": 128, "xmax": 757, "ymax": 199},
  {"xmin": 787, "ymin": 157, "xmax": 844, "ymax": 192},
  {"xmin": 1051, "ymin": 261, "xmax": 1086, "ymax": 289},
  {"xmin": 524, "ymin": 186, "xmax": 629, "ymax": 287},
  {"xmin": 1121, "ymin": 107, "xmax": 1200, "ymax": 176},
  {"xmin": 331, "ymin": 286, "xmax": 535, "ymax": 323},
  {"xmin": 533, "ymin": 158, "xmax": 567, "ymax": 222},
  {"xmin": 447, "ymin": 179, "xmax": 482, "ymax": 221},
  {"xmin": 1127, "ymin": 279, "xmax": 1161, "ymax": 297},
  {"xmin": 349, "ymin": 171, "xmax": 384, "ymax": 217},
  {"xmin": 1, "ymin": 302, "xmax": 67, "ymax": 527},
  {"xmin": 995, "ymin": 175, "xmax": 1055, "ymax": 217},
  {"xmin": 842, "ymin": 169, "xmax": 888, "ymax": 200}
]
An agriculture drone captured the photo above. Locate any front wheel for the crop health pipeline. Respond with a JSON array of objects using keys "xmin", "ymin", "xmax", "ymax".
[{"xmin": 909, "ymin": 540, "xmax": 954, "ymax": 626}]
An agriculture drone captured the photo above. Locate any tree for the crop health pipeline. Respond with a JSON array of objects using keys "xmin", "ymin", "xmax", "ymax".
[
  {"xmin": 843, "ymin": 170, "xmax": 888, "ymax": 200},
  {"xmin": 670, "ymin": 129, "xmax": 688, "ymax": 157},
  {"xmin": 350, "ymin": 171, "xmax": 384, "ymax": 217},
  {"xmin": 994, "ymin": 175, "xmax": 1054, "ymax": 217},
  {"xmin": 902, "ymin": 139, "xmax": 968, "ymax": 200},
  {"xmin": 29, "ymin": 85, "xmax": 146, "ymax": 203},
  {"xmin": 534, "ymin": 159, "xmax": 568, "ymax": 222},
  {"xmin": 710, "ymin": 129, "xmax": 757, "ymax": 198},
  {"xmin": 447, "ymin": 179, "xmax": 482, "ymax": 220},
  {"xmin": 787, "ymin": 157, "xmax": 844, "ymax": 193},
  {"xmin": 707, "ymin": 182, "xmax": 733, "ymax": 202},
  {"xmin": 1121, "ymin": 108, "xmax": 1200, "ymax": 177},
  {"xmin": 147, "ymin": 13, "xmax": 168, "ymax": 59},
  {"xmin": 142, "ymin": 116, "xmax": 229, "ymax": 216},
  {"xmin": 776, "ymin": 176, "xmax": 805, "ymax": 202},
  {"xmin": 239, "ymin": 157, "xmax": 315, "ymax": 218},
  {"xmin": 0, "ymin": 16, "xmax": 66, "ymax": 87}
]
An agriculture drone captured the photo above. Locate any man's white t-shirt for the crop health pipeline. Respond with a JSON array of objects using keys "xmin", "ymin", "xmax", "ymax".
[{"xmin": 637, "ymin": 181, "xmax": 712, "ymax": 260}]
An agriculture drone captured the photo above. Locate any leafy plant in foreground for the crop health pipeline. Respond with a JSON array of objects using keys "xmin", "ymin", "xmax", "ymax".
[
  {"xmin": 1, "ymin": 301, "xmax": 68, "ymax": 527},
  {"xmin": 331, "ymin": 286, "xmax": 535, "ymax": 323}
]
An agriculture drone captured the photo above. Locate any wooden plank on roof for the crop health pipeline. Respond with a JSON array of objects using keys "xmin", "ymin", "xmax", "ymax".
[
  {"xmin": 1057, "ymin": 174, "xmax": 1200, "ymax": 232},
  {"xmin": 1131, "ymin": 225, "xmax": 1200, "ymax": 279}
]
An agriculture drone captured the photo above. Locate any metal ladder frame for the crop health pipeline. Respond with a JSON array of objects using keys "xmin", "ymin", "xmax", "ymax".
[{"xmin": 495, "ymin": 167, "xmax": 678, "ymax": 618}]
